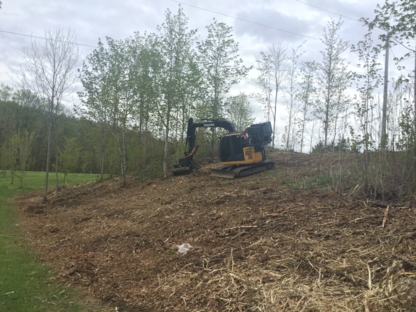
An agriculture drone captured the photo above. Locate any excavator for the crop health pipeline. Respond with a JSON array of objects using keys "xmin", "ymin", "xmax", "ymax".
[{"xmin": 172, "ymin": 117, "xmax": 275, "ymax": 179}]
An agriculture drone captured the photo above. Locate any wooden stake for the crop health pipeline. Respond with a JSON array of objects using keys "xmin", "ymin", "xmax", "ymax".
[{"xmin": 381, "ymin": 205, "xmax": 390, "ymax": 228}]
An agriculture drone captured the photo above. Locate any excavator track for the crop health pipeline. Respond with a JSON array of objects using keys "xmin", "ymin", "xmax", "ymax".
[{"xmin": 210, "ymin": 160, "xmax": 275, "ymax": 179}]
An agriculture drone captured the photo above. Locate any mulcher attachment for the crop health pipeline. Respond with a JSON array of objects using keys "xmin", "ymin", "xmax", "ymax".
[
  {"xmin": 210, "ymin": 160, "xmax": 275, "ymax": 179},
  {"xmin": 172, "ymin": 157, "xmax": 201, "ymax": 176}
]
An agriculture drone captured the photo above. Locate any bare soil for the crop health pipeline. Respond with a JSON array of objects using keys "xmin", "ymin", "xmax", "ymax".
[{"xmin": 14, "ymin": 151, "xmax": 416, "ymax": 311}]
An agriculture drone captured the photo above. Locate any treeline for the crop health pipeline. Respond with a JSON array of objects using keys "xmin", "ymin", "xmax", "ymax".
[
  {"xmin": 0, "ymin": 94, "xmax": 168, "ymax": 184},
  {"xmin": 0, "ymin": 6, "xmax": 255, "ymax": 193},
  {"xmin": 77, "ymin": 7, "xmax": 253, "ymax": 186},
  {"xmin": 1, "ymin": 1, "xmax": 416, "ymax": 202}
]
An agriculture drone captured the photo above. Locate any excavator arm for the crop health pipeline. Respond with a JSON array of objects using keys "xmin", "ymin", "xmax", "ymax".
[{"xmin": 172, "ymin": 117, "xmax": 236, "ymax": 175}]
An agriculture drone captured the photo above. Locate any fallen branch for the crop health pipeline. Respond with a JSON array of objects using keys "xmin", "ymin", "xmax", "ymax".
[{"xmin": 381, "ymin": 205, "xmax": 390, "ymax": 228}]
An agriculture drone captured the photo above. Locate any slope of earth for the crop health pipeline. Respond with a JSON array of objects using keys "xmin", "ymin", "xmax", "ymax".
[{"xmin": 14, "ymin": 151, "xmax": 416, "ymax": 311}]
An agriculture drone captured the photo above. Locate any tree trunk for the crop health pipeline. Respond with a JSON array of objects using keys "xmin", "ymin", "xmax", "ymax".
[
  {"xmin": 119, "ymin": 126, "xmax": 127, "ymax": 187},
  {"xmin": 99, "ymin": 127, "xmax": 105, "ymax": 182},
  {"xmin": 300, "ymin": 107, "xmax": 306, "ymax": 153},
  {"xmin": 163, "ymin": 107, "xmax": 171, "ymax": 178},
  {"xmin": 43, "ymin": 119, "xmax": 52, "ymax": 202},
  {"xmin": 273, "ymin": 82, "xmax": 279, "ymax": 148},
  {"xmin": 100, "ymin": 144, "xmax": 105, "ymax": 182},
  {"xmin": 413, "ymin": 46, "xmax": 416, "ymax": 188},
  {"xmin": 324, "ymin": 91, "xmax": 330, "ymax": 149},
  {"xmin": 55, "ymin": 147, "xmax": 59, "ymax": 192},
  {"xmin": 381, "ymin": 35, "xmax": 389, "ymax": 152},
  {"xmin": 286, "ymin": 75, "xmax": 294, "ymax": 150}
]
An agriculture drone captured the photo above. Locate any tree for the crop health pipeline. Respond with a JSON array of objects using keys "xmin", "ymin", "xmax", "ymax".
[
  {"xmin": 225, "ymin": 92, "xmax": 255, "ymax": 131},
  {"xmin": 103, "ymin": 37, "xmax": 133, "ymax": 186},
  {"xmin": 297, "ymin": 61, "xmax": 318, "ymax": 153},
  {"xmin": 59, "ymin": 137, "xmax": 81, "ymax": 182},
  {"xmin": 285, "ymin": 43, "xmax": 305, "ymax": 150},
  {"xmin": 315, "ymin": 19, "xmax": 349, "ymax": 150},
  {"xmin": 0, "ymin": 140, "xmax": 14, "ymax": 181},
  {"xmin": 387, "ymin": 0, "xmax": 416, "ymax": 181},
  {"xmin": 5, "ymin": 130, "xmax": 34, "ymax": 187},
  {"xmin": 351, "ymin": 32, "xmax": 382, "ymax": 154},
  {"xmin": 255, "ymin": 52, "xmax": 273, "ymax": 122},
  {"xmin": 197, "ymin": 19, "xmax": 250, "ymax": 118},
  {"xmin": 22, "ymin": 27, "xmax": 79, "ymax": 201},
  {"xmin": 198, "ymin": 19, "xmax": 250, "ymax": 156},
  {"xmin": 15, "ymin": 130, "xmax": 34, "ymax": 188},
  {"xmin": 126, "ymin": 32, "xmax": 164, "ymax": 168},
  {"xmin": 156, "ymin": 6, "xmax": 197, "ymax": 177},
  {"xmin": 256, "ymin": 42, "xmax": 288, "ymax": 148},
  {"xmin": 12, "ymin": 89, "xmax": 43, "ymax": 129},
  {"xmin": 78, "ymin": 39, "xmax": 112, "ymax": 182},
  {"xmin": 0, "ymin": 83, "xmax": 13, "ymax": 101},
  {"xmin": 362, "ymin": 0, "xmax": 416, "ymax": 185}
]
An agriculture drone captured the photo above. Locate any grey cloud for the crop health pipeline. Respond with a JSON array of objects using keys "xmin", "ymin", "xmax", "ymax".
[
  {"xmin": 234, "ymin": 8, "xmax": 316, "ymax": 43},
  {"xmin": 300, "ymin": 0, "xmax": 377, "ymax": 21}
]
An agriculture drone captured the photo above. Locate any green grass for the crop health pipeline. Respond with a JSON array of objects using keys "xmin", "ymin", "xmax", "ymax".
[
  {"xmin": 286, "ymin": 174, "xmax": 331, "ymax": 191},
  {"xmin": 0, "ymin": 171, "xmax": 110, "ymax": 312}
]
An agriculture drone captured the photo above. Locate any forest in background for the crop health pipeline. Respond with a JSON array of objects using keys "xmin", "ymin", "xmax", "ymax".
[{"xmin": 0, "ymin": 1, "xmax": 416, "ymax": 202}]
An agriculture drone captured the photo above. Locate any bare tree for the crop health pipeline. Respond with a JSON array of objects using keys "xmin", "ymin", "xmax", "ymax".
[
  {"xmin": 268, "ymin": 43, "xmax": 288, "ymax": 148},
  {"xmin": 22, "ymin": 27, "xmax": 79, "ymax": 201},
  {"xmin": 255, "ymin": 52, "xmax": 273, "ymax": 122},
  {"xmin": 256, "ymin": 42, "xmax": 288, "ymax": 148},
  {"xmin": 285, "ymin": 43, "xmax": 305, "ymax": 150},
  {"xmin": 297, "ymin": 61, "xmax": 318, "ymax": 153}
]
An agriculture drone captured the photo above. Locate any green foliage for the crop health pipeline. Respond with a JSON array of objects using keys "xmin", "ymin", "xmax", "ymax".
[
  {"xmin": 311, "ymin": 139, "xmax": 351, "ymax": 153},
  {"xmin": 59, "ymin": 137, "xmax": 81, "ymax": 181},
  {"xmin": 225, "ymin": 92, "xmax": 255, "ymax": 131},
  {"xmin": 315, "ymin": 19, "xmax": 350, "ymax": 149},
  {"xmin": 286, "ymin": 174, "xmax": 331, "ymax": 190},
  {"xmin": 197, "ymin": 19, "xmax": 251, "ymax": 119},
  {"xmin": 0, "ymin": 83, "xmax": 13, "ymax": 101}
]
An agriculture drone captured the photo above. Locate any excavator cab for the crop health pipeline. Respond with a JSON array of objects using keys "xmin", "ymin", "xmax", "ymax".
[{"xmin": 219, "ymin": 134, "xmax": 245, "ymax": 162}]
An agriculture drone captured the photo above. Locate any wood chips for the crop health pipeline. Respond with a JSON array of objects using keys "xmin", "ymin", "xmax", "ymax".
[{"xmin": 14, "ymin": 151, "xmax": 416, "ymax": 311}]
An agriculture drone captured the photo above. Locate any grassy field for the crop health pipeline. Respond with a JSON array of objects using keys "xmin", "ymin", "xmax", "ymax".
[{"xmin": 0, "ymin": 171, "xmax": 110, "ymax": 312}]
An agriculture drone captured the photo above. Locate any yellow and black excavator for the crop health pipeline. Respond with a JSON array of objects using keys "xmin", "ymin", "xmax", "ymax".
[{"xmin": 172, "ymin": 117, "xmax": 275, "ymax": 178}]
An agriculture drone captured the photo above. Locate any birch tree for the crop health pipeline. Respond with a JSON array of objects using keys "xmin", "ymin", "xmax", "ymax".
[
  {"xmin": 351, "ymin": 32, "xmax": 382, "ymax": 155},
  {"xmin": 285, "ymin": 43, "xmax": 305, "ymax": 150},
  {"xmin": 255, "ymin": 52, "xmax": 273, "ymax": 122},
  {"xmin": 315, "ymin": 20, "xmax": 348, "ymax": 150},
  {"xmin": 297, "ymin": 61, "xmax": 318, "ymax": 153},
  {"xmin": 256, "ymin": 42, "xmax": 288, "ymax": 148}
]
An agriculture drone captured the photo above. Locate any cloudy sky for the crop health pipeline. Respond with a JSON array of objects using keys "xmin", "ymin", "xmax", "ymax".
[{"xmin": 0, "ymin": 0, "xmax": 404, "ymax": 124}]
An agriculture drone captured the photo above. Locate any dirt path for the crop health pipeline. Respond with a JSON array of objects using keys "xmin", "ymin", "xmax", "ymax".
[{"xmin": 14, "ymin": 151, "xmax": 416, "ymax": 311}]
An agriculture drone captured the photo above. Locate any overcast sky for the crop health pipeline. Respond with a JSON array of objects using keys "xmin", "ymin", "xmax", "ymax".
[{"xmin": 0, "ymin": 0, "xmax": 407, "ymax": 125}]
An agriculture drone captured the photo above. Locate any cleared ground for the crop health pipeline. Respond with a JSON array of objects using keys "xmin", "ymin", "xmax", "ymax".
[{"xmin": 14, "ymin": 151, "xmax": 416, "ymax": 311}]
